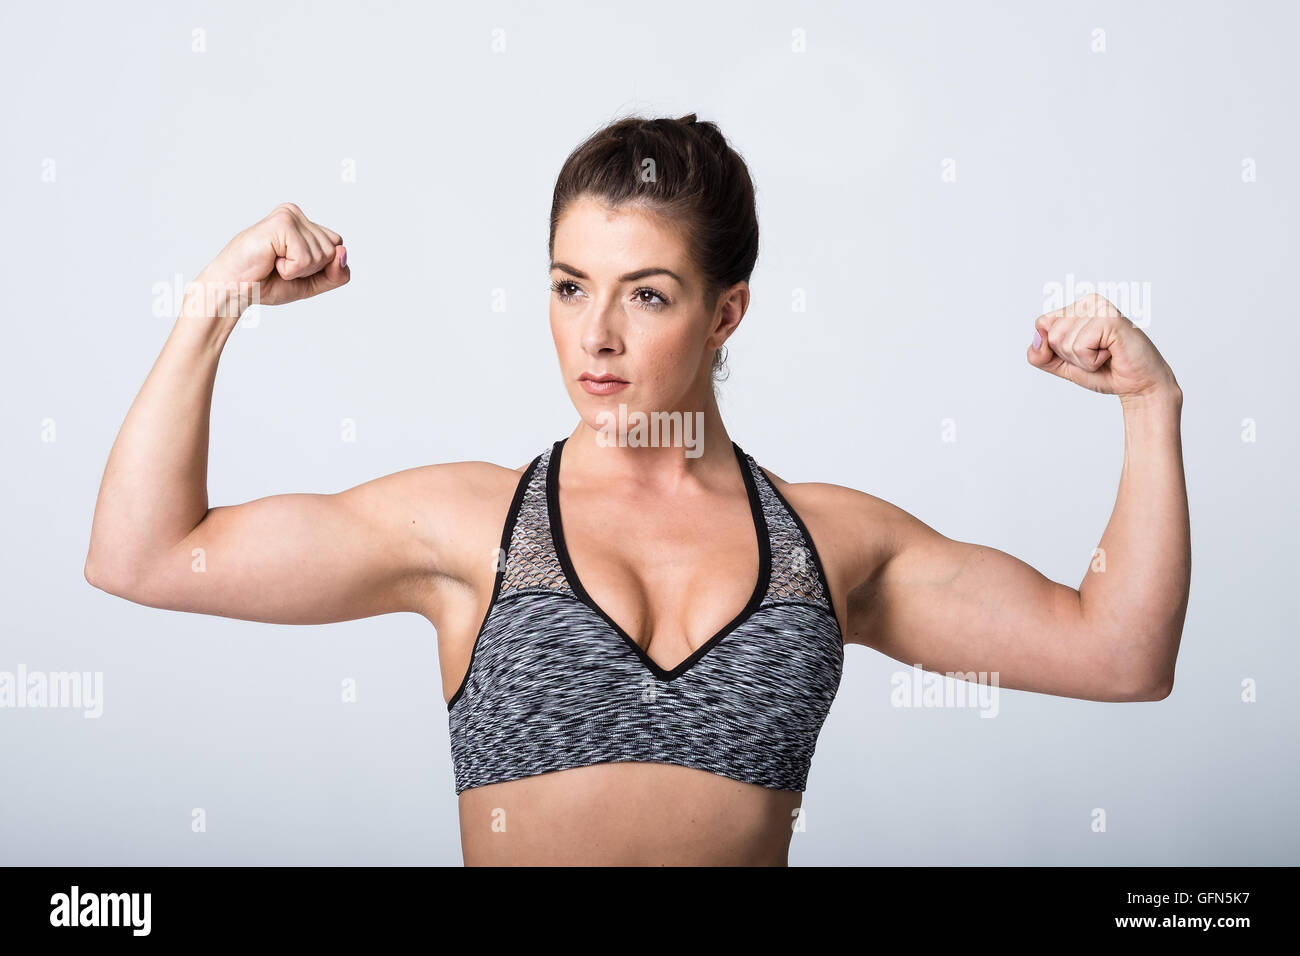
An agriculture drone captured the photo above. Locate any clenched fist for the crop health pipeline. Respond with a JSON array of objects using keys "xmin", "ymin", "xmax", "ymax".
[
  {"xmin": 184, "ymin": 202, "xmax": 349, "ymax": 317},
  {"xmin": 1027, "ymin": 293, "xmax": 1180, "ymax": 405}
]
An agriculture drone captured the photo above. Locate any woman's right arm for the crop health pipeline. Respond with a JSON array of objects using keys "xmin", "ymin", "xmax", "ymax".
[{"xmin": 83, "ymin": 203, "xmax": 486, "ymax": 625}]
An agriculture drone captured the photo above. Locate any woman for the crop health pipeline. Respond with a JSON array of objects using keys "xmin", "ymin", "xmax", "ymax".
[{"xmin": 84, "ymin": 113, "xmax": 1189, "ymax": 866}]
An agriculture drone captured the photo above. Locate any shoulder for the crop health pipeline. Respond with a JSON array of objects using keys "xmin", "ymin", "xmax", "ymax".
[
  {"xmin": 753, "ymin": 465, "xmax": 932, "ymax": 600},
  {"xmin": 349, "ymin": 456, "xmax": 536, "ymax": 591},
  {"xmin": 350, "ymin": 457, "xmax": 532, "ymax": 512},
  {"xmin": 754, "ymin": 463, "xmax": 912, "ymax": 544},
  {"xmin": 394, "ymin": 457, "xmax": 534, "ymax": 506}
]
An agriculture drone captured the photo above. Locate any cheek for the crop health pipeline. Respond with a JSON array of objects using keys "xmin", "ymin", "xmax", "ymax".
[
  {"xmin": 548, "ymin": 307, "xmax": 571, "ymax": 351},
  {"xmin": 632, "ymin": 320, "xmax": 703, "ymax": 378},
  {"xmin": 547, "ymin": 307, "xmax": 705, "ymax": 384}
]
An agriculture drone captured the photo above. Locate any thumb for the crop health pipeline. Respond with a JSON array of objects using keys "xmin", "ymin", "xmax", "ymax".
[
  {"xmin": 1026, "ymin": 326, "xmax": 1058, "ymax": 370},
  {"xmin": 319, "ymin": 244, "xmax": 349, "ymax": 288}
]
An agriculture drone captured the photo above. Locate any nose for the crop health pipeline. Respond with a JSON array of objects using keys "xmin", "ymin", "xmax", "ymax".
[{"xmin": 580, "ymin": 294, "xmax": 625, "ymax": 357}]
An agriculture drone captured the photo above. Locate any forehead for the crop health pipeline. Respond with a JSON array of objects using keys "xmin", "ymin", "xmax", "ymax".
[{"xmin": 553, "ymin": 197, "xmax": 688, "ymax": 265}]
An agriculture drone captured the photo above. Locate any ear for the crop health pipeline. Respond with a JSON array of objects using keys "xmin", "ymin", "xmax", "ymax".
[{"xmin": 708, "ymin": 281, "xmax": 749, "ymax": 348}]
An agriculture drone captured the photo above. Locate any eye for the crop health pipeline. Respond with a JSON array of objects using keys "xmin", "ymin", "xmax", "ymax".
[
  {"xmin": 550, "ymin": 279, "xmax": 582, "ymax": 302},
  {"xmin": 633, "ymin": 287, "xmax": 670, "ymax": 310},
  {"xmin": 549, "ymin": 278, "xmax": 671, "ymax": 311}
]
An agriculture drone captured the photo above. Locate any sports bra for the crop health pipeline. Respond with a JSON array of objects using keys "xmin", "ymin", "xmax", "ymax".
[{"xmin": 446, "ymin": 436, "xmax": 845, "ymax": 795}]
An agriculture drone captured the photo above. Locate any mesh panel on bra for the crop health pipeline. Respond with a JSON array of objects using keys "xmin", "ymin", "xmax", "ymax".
[
  {"xmin": 500, "ymin": 443, "xmax": 832, "ymax": 610},
  {"xmin": 745, "ymin": 456, "xmax": 829, "ymax": 609},
  {"xmin": 500, "ymin": 446, "xmax": 570, "ymax": 597}
]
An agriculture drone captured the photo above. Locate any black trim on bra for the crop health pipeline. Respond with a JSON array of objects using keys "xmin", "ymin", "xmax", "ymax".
[
  {"xmin": 445, "ymin": 453, "xmax": 543, "ymax": 712},
  {"xmin": 546, "ymin": 435, "xmax": 773, "ymax": 682},
  {"xmin": 751, "ymin": 463, "xmax": 847, "ymax": 646}
]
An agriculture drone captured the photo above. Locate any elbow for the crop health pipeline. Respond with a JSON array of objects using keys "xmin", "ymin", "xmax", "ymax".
[
  {"xmin": 84, "ymin": 555, "xmax": 122, "ymax": 595},
  {"xmin": 1132, "ymin": 679, "xmax": 1173, "ymax": 702},
  {"xmin": 1121, "ymin": 667, "xmax": 1175, "ymax": 702},
  {"xmin": 83, "ymin": 546, "xmax": 109, "ymax": 592},
  {"xmin": 83, "ymin": 546, "xmax": 145, "ymax": 599},
  {"xmin": 1103, "ymin": 626, "xmax": 1180, "ymax": 701}
]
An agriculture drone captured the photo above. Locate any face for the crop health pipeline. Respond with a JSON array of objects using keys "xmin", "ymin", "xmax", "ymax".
[{"xmin": 549, "ymin": 196, "xmax": 747, "ymax": 426}]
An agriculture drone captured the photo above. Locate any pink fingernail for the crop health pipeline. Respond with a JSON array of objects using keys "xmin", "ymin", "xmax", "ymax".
[
  {"xmin": 340, "ymin": 248, "xmax": 348, "ymax": 268},
  {"xmin": 1032, "ymin": 329, "xmax": 1042, "ymax": 348}
]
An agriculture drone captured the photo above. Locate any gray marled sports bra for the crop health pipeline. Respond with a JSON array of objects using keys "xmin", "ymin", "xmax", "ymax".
[{"xmin": 446, "ymin": 437, "xmax": 844, "ymax": 795}]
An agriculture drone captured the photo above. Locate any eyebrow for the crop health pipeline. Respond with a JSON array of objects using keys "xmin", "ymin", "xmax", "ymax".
[{"xmin": 550, "ymin": 262, "xmax": 685, "ymax": 286}]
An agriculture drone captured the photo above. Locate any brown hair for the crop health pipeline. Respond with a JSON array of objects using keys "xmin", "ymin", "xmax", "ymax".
[{"xmin": 548, "ymin": 112, "xmax": 759, "ymax": 388}]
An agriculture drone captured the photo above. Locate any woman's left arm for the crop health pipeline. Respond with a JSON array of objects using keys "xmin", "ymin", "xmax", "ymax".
[{"xmin": 838, "ymin": 293, "xmax": 1188, "ymax": 702}]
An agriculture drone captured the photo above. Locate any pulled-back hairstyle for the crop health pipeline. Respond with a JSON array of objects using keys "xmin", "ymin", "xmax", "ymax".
[{"xmin": 548, "ymin": 112, "xmax": 759, "ymax": 388}]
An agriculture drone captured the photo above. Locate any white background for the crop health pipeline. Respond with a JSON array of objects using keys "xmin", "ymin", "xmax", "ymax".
[{"xmin": 1, "ymin": 0, "xmax": 1295, "ymax": 864}]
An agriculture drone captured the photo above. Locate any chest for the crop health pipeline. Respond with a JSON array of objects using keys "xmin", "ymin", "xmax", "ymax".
[{"xmin": 555, "ymin": 486, "xmax": 763, "ymax": 673}]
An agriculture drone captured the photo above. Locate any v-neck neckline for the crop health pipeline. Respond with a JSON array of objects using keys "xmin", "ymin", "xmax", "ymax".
[{"xmin": 546, "ymin": 435, "xmax": 772, "ymax": 682}]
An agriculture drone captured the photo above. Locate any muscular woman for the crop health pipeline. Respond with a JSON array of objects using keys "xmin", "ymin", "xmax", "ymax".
[{"xmin": 84, "ymin": 113, "xmax": 1189, "ymax": 866}]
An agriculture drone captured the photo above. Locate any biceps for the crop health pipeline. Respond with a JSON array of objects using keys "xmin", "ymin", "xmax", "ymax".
[
  {"xmin": 129, "ymin": 488, "xmax": 427, "ymax": 624},
  {"xmin": 863, "ymin": 535, "xmax": 1130, "ymax": 701}
]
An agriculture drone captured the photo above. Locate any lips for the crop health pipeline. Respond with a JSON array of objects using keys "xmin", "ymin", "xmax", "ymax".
[
  {"xmin": 578, "ymin": 372, "xmax": 631, "ymax": 396},
  {"xmin": 579, "ymin": 372, "xmax": 629, "ymax": 383}
]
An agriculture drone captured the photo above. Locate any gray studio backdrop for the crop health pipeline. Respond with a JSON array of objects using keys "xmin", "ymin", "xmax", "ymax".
[{"xmin": 1, "ymin": 0, "xmax": 1295, "ymax": 865}]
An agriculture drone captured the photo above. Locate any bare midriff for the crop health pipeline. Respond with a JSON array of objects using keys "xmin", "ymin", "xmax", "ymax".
[{"xmin": 457, "ymin": 761, "xmax": 803, "ymax": 866}]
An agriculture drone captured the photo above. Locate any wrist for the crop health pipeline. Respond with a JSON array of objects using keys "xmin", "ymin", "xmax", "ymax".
[
  {"xmin": 182, "ymin": 270, "xmax": 250, "ymax": 320},
  {"xmin": 1119, "ymin": 382, "xmax": 1183, "ymax": 415},
  {"xmin": 175, "ymin": 272, "xmax": 247, "ymax": 353}
]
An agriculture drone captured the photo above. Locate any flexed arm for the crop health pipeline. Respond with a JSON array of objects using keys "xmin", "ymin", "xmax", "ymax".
[
  {"xmin": 83, "ymin": 204, "xmax": 485, "ymax": 625},
  {"xmin": 844, "ymin": 293, "xmax": 1188, "ymax": 702}
]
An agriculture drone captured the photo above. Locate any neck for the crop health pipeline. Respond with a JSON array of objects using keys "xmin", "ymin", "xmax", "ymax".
[{"xmin": 563, "ymin": 390, "xmax": 736, "ymax": 489}]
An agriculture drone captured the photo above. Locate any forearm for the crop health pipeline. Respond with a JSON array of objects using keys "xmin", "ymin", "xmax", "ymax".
[
  {"xmin": 85, "ymin": 280, "xmax": 244, "ymax": 585},
  {"xmin": 1080, "ymin": 385, "xmax": 1189, "ymax": 694}
]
